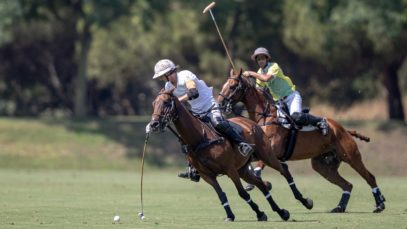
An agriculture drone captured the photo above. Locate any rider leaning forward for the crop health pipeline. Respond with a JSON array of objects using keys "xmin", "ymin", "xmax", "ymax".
[{"xmin": 147, "ymin": 59, "xmax": 254, "ymax": 182}]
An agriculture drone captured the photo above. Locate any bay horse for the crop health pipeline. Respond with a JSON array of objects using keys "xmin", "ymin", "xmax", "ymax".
[
  {"xmin": 149, "ymin": 89, "xmax": 290, "ymax": 221},
  {"xmin": 217, "ymin": 70, "xmax": 386, "ymax": 213}
]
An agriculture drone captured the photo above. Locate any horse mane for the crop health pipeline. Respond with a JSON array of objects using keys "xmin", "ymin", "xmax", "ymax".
[
  {"xmin": 157, "ymin": 89, "xmax": 218, "ymax": 143},
  {"xmin": 234, "ymin": 75, "xmax": 274, "ymax": 112}
]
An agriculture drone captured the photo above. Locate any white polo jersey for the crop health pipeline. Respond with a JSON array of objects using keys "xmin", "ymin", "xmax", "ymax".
[{"xmin": 165, "ymin": 70, "xmax": 214, "ymax": 114}]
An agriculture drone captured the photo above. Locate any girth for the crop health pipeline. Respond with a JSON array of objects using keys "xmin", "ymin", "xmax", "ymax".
[{"xmin": 280, "ymin": 128, "xmax": 298, "ymax": 161}]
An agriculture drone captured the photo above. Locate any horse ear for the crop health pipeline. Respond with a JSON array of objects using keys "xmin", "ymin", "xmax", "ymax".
[
  {"xmin": 168, "ymin": 87, "xmax": 176, "ymax": 95},
  {"xmin": 229, "ymin": 68, "xmax": 234, "ymax": 77},
  {"xmin": 239, "ymin": 68, "xmax": 243, "ymax": 77}
]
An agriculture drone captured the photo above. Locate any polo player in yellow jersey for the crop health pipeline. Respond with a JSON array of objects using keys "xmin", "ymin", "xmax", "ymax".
[
  {"xmin": 242, "ymin": 47, "xmax": 329, "ymax": 184},
  {"xmin": 243, "ymin": 47, "xmax": 328, "ymax": 135}
]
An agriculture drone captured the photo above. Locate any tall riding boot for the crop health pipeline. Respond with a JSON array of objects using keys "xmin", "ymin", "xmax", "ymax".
[
  {"xmin": 221, "ymin": 124, "xmax": 254, "ymax": 156},
  {"xmin": 178, "ymin": 164, "xmax": 200, "ymax": 182},
  {"xmin": 304, "ymin": 113, "xmax": 329, "ymax": 136}
]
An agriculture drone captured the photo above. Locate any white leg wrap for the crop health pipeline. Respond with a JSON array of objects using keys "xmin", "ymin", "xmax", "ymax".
[{"xmin": 254, "ymin": 167, "xmax": 262, "ymax": 172}]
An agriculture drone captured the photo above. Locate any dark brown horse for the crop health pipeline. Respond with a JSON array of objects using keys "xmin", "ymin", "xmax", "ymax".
[
  {"xmin": 149, "ymin": 90, "xmax": 291, "ymax": 221},
  {"xmin": 217, "ymin": 70, "xmax": 386, "ymax": 213}
]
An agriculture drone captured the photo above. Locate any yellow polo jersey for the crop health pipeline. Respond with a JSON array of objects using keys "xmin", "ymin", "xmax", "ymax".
[{"xmin": 256, "ymin": 62, "xmax": 295, "ymax": 100}]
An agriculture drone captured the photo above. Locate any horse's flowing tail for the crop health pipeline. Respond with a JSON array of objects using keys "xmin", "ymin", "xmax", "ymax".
[{"xmin": 347, "ymin": 130, "xmax": 370, "ymax": 142}]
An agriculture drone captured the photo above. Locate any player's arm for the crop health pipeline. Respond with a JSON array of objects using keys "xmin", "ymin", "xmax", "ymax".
[
  {"xmin": 244, "ymin": 71, "xmax": 274, "ymax": 82},
  {"xmin": 178, "ymin": 80, "xmax": 198, "ymax": 102}
]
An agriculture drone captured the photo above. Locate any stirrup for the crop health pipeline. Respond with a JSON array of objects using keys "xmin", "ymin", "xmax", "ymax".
[
  {"xmin": 238, "ymin": 143, "xmax": 254, "ymax": 156},
  {"xmin": 178, "ymin": 166, "xmax": 200, "ymax": 182},
  {"xmin": 178, "ymin": 171, "xmax": 190, "ymax": 179},
  {"xmin": 317, "ymin": 119, "xmax": 329, "ymax": 136}
]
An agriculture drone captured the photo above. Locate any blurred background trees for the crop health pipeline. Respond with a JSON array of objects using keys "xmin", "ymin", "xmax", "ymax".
[{"xmin": 0, "ymin": 0, "xmax": 406, "ymax": 120}]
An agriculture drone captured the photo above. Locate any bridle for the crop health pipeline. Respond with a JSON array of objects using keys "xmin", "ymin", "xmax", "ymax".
[
  {"xmin": 218, "ymin": 76, "xmax": 248, "ymax": 114},
  {"xmin": 219, "ymin": 76, "xmax": 279, "ymax": 124},
  {"xmin": 151, "ymin": 92, "xmax": 179, "ymax": 131}
]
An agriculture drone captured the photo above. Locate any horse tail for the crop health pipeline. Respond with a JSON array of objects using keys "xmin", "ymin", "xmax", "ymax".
[{"xmin": 347, "ymin": 130, "xmax": 370, "ymax": 142}]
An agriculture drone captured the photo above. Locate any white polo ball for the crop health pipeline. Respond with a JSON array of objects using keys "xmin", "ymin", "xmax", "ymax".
[{"xmin": 113, "ymin": 215, "xmax": 120, "ymax": 223}]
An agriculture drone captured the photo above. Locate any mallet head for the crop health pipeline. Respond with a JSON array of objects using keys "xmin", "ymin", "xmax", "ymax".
[{"xmin": 203, "ymin": 2, "xmax": 216, "ymax": 14}]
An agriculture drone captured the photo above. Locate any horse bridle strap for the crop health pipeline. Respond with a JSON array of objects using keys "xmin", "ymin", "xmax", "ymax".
[{"xmin": 218, "ymin": 77, "xmax": 245, "ymax": 98}]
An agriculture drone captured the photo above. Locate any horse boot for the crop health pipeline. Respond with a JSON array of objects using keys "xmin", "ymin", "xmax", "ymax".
[
  {"xmin": 292, "ymin": 112, "xmax": 329, "ymax": 136},
  {"xmin": 178, "ymin": 164, "xmax": 200, "ymax": 182},
  {"xmin": 216, "ymin": 121, "xmax": 254, "ymax": 156}
]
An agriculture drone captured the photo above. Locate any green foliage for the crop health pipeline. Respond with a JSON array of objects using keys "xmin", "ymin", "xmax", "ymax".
[{"xmin": 0, "ymin": 0, "xmax": 405, "ymax": 118}]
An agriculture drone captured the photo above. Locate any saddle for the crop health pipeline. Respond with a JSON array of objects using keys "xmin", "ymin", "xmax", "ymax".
[{"xmin": 275, "ymin": 100, "xmax": 313, "ymax": 161}]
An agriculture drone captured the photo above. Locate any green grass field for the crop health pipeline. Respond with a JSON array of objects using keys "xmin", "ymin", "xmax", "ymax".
[
  {"xmin": 0, "ymin": 169, "xmax": 406, "ymax": 229},
  {"xmin": 0, "ymin": 117, "xmax": 406, "ymax": 228}
]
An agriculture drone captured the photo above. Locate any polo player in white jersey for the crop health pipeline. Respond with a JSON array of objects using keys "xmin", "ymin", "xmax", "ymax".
[{"xmin": 147, "ymin": 59, "xmax": 254, "ymax": 181}]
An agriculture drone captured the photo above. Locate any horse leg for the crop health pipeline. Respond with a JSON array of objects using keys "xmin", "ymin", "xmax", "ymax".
[
  {"xmin": 244, "ymin": 161, "xmax": 269, "ymax": 191},
  {"xmin": 280, "ymin": 161, "xmax": 313, "ymax": 209},
  {"xmin": 345, "ymin": 149, "xmax": 386, "ymax": 213},
  {"xmin": 238, "ymin": 165, "xmax": 290, "ymax": 221},
  {"xmin": 256, "ymin": 149, "xmax": 313, "ymax": 210},
  {"xmin": 311, "ymin": 154, "xmax": 353, "ymax": 213},
  {"xmin": 200, "ymin": 174, "xmax": 235, "ymax": 221},
  {"xmin": 226, "ymin": 168, "xmax": 267, "ymax": 221}
]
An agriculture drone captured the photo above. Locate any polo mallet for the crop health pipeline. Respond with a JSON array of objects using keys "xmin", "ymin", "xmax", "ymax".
[
  {"xmin": 138, "ymin": 132, "xmax": 150, "ymax": 220},
  {"xmin": 203, "ymin": 2, "xmax": 236, "ymax": 72}
]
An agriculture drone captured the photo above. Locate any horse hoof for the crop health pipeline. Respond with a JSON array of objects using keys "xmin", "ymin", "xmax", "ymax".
[
  {"xmin": 373, "ymin": 203, "xmax": 385, "ymax": 213},
  {"xmin": 224, "ymin": 217, "xmax": 234, "ymax": 222},
  {"xmin": 245, "ymin": 184, "xmax": 255, "ymax": 192},
  {"xmin": 265, "ymin": 181, "xmax": 272, "ymax": 191},
  {"xmin": 304, "ymin": 198, "xmax": 313, "ymax": 210},
  {"xmin": 331, "ymin": 206, "xmax": 345, "ymax": 213},
  {"xmin": 279, "ymin": 209, "xmax": 290, "ymax": 221},
  {"xmin": 257, "ymin": 212, "xmax": 268, "ymax": 221}
]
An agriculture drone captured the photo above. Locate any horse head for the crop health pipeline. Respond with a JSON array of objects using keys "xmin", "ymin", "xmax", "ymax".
[
  {"xmin": 149, "ymin": 88, "xmax": 178, "ymax": 133},
  {"xmin": 218, "ymin": 68, "xmax": 251, "ymax": 114}
]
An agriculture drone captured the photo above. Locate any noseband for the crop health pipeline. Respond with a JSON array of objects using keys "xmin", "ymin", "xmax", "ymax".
[{"xmin": 152, "ymin": 93, "xmax": 179, "ymax": 129}]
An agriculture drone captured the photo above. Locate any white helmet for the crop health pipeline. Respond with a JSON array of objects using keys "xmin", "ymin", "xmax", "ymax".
[{"xmin": 153, "ymin": 59, "xmax": 178, "ymax": 79}]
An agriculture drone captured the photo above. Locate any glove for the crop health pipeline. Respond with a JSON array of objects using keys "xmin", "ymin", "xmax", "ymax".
[
  {"xmin": 243, "ymin": 71, "xmax": 251, "ymax": 77},
  {"xmin": 146, "ymin": 123, "xmax": 152, "ymax": 133}
]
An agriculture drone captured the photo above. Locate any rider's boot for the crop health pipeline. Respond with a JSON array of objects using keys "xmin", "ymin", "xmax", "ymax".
[
  {"xmin": 307, "ymin": 115, "xmax": 329, "ymax": 136},
  {"xmin": 292, "ymin": 112, "xmax": 328, "ymax": 136},
  {"xmin": 178, "ymin": 164, "xmax": 200, "ymax": 182},
  {"xmin": 217, "ymin": 121, "xmax": 254, "ymax": 156}
]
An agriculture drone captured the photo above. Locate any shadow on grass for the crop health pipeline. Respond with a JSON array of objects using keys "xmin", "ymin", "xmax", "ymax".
[{"xmin": 39, "ymin": 116, "xmax": 185, "ymax": 167}]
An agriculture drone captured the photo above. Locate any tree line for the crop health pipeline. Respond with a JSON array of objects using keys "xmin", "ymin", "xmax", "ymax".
[{"xmin": 0, "ymin": 0, "xmax": 406, "ymax": 120}]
